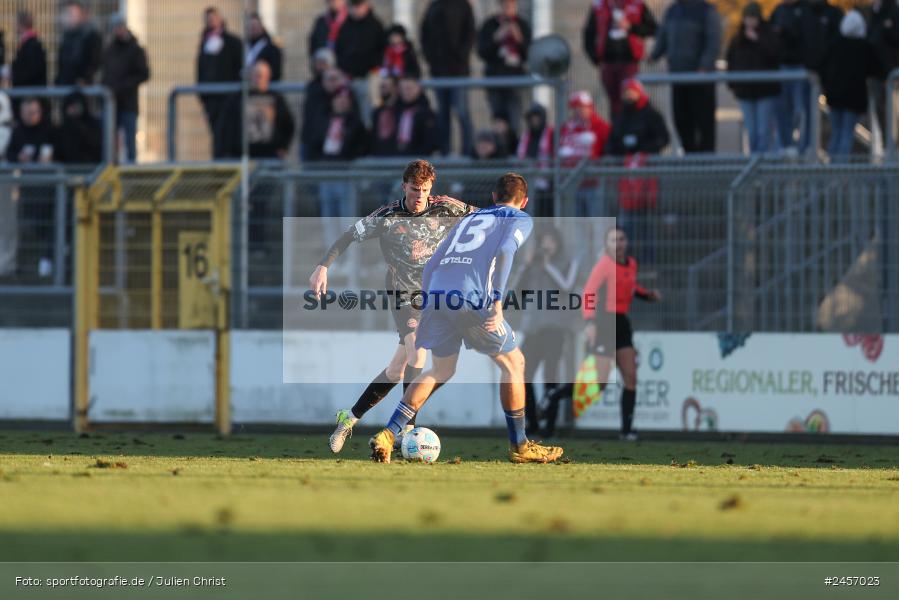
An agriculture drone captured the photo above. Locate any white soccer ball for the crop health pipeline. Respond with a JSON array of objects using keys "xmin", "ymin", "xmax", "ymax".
[{"xmin": 400, "ymin": 427, "xmax": 441, "ymax": 463}]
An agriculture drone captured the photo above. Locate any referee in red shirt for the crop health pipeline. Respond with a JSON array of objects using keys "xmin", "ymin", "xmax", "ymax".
[{"xmin": 582, "ymin": 226, "xmax": 661, "ymax": 440}]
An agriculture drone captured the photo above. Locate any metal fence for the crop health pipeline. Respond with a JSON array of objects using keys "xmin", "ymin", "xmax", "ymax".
[
  {"xmin": 0, "ymin": 166, "xmax": 98, "ymax": 327},
  {"xmin": 3, "ymin": 159, "xmax": 899, "ymax": 334}
]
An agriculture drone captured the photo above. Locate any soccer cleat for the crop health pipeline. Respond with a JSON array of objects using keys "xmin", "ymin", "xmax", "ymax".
[
  {"xmin": 509, "ymin": 440, "xmax": 564, "ymax": 464},
  {"xmin": 328, "ymin": 409, "xmax": 356, "ymax": 454},
  {"xmin": 394, "ymin": 424, "xmax": 414, "ymax": 450},
  {"xmin": 369, "ymin": 428, "xmax": 396, "ymax": 463},
  {"xmin": 619, "ymin": 432, "xmax": 639, "ymax": 442}
]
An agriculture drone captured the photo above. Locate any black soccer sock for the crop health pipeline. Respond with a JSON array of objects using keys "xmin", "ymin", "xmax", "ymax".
[
  {"xmin": 351, "ymin": 369, "xmax": 398, "ymax": 419},
  {"xmin": 402, "ymin": 366, "xmax": 423, "ymax": 426},
  {"xmin": 621, "ymin": 388, "xmax": 636, "ymax": 434}
]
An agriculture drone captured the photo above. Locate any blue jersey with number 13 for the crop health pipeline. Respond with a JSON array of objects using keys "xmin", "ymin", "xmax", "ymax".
[{"xmin": 422, "ymin": 205, "xmax": 533, "ymax": 310}]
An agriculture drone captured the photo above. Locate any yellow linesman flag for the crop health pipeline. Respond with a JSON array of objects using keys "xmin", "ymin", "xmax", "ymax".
[{"xmin": 573, "ymin": 355, "xmax": 603, "ymax": 419}]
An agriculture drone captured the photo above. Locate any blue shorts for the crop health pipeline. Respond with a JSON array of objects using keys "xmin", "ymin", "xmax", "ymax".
[{"xmin": 415, "ymin": 305, "xmax": 518, "ymax": 358}]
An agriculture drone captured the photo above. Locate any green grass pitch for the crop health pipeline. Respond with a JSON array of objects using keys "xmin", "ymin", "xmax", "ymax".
[{"xmin": 1, "ymin": 430, "xmax": 898, "ymax": 562}]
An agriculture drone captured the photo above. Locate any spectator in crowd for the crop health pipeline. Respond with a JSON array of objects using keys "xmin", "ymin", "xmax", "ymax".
[
  {"xmin": 472, "ymin": 129, "xmax": 502, "ymax": 160},
  {"xmin": 0, "ymin": 94, "xmax": 14, "ymax": 277},
  {"xmin": 55, "ymin": 1, "xmax": 102, "ymax": 86},
  {"xmin": 381, "ymin": 24, "xmax": 421, "ymax": 79},
  {"xmin": 421, "ymin": 0, "xmax": 477, "ymax": 156},
  {"xmin": 301, "ymin": 50, "xmax": 341, "ymax": 160},
  {"xmin": 516, "ymin": 226, "xmax": 579, "ymax": 436},
  {"xmin": 772, "ymin": 0, "xmax": 842, "ymax": 153},
  {"xmin": 583, "ymin": 0, "xmax": 657, "ymax": 117},
  {"xmin": 820, "ymin": 10, "xmax": 883, "ymax": 158},
  {"xmin": 9, "ymin": 11, "xmax": 47, "ymax": 118},
  {"xmin": 308, "ymin": 86, "xmax": 368, "ymax": 250},
  {"xmin": 866, "ymin": 0, "xmax": 899, "ymax": 145},
  {"xmin": 370, "ymin": 76, "xmax": 401, "ymax": 156},
  {"xmin": 395, "ymin": 76, "xmax": 438, "ymax": 156},
  {"xmin": 726, "ymin": 2, "xmax": 781, "ymax": 154},
  {"xmin": 6, "ymin": 98, "xmax": 57, "ymax": 278},
  {"xmin": 559, "ymin": 90, "xmax": 611, "ymax": 216},
  {"xmin": 55, "ymin": 91, "xmax": 102, "ymax": 164},
  {"xmin": 335, "ymin": 0, "xmax": 385, "ymax": 120},
  {"xmin": 650, "ymin": 0, "xmax": 721, "ymax": 153},
  {"xmin": 214, "ymin": 60, "xmax": 295, "ymax": 160},
  {"xmin": 245, "ymin": 12, "xmax": 282, "ymax": 82},
  {"xmin": 559, "ymin": 90, "xmax": 611, "ymax": 164},
  {"xmin": 196, "ymin": 7, "xmax": 244, "ymax": 144},
  {"xmin": 516, "ymin": 103, "xmax": 554, "ymax": 216},
  {"xmin": 491, "ymin": 110, "xmax": 518, "ymax": 158},
  {"xmin": 478, "ymin": 0, "xmax": 532, "ymax": 133},
  {"xmin": 770, "ymin": 0, "xmax": 806, "ymax": 150},
  {"xmin": 517, "ymin": 103, "xmax": 554, "ymax": 163},
  {"xmin": 101, "ymin": 15, "xmax": 150, "ymax": 163},
  {"xmin": 609, "ymin": 79, "xmax": 668, "ymax": 264},
  {"xmin": 6, "ymin": 98, "xmax": 55, "ymax": 164},
  {"xmin": 607, "ymin": 79, "xmax": 669, "ymax": 156},
  {"xmin": 308, "ymin": 0, "xmax": 348, "ymax": 58}
]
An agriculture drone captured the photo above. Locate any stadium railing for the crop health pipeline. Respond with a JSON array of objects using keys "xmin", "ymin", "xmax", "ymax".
[
  {"xmin": 166, "ymin": 75, "xmax": 567, "ymax": 178},
  {"xmin": 0, "ymin": 165, "xmax": 101, "ymax": 327},
  {"xmin": 3, "ymin": 86, "xmax": 116, "ymax": 165},
  {"xmin": 636, "ymin": 70, "xmax": 821, "ymax": 159},
  {"xmin": 560, "ymin": 157, "xmax": 899, "ymax": 334}
]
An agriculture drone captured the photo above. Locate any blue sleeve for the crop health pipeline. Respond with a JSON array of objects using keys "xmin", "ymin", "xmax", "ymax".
[{"xmin": 490, "ymin": 215, "xmax": 533, "ymax": 300}]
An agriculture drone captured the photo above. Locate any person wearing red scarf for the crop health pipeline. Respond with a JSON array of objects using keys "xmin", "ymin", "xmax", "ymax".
[
  {"xmin": 308, "ymin": 0, "xmax": 349, "ymax": 59},
  {"xmin": 380, "ymin": 24, "xmax": 421, "ymax": 79},
  {"xmin": 583, "ymin": 0, "xmax": 657, "ymax": 115},
  {"xmin": 478, "ymin": 0, "xmax": 532, "ymax": 134}
]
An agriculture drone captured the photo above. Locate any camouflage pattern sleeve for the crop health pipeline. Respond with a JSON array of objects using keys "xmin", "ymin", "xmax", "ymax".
[{"xmin": 351, "ymin": 202, "xmax": 394, "ymax": 242}]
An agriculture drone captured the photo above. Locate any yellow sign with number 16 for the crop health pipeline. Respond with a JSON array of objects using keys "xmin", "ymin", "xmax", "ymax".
[{"xmin": 178, "ymin": 231, "xmax": 216, "ymax": 329}]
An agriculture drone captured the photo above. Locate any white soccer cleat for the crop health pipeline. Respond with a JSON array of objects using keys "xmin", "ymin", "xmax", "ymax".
[
  {"xmin": 394, "ymin": 424, "xmax": 414, "ymax": 450},
  {"xmin": 329, "ymin": 409, "xmax": 357, "ymax": 454}
]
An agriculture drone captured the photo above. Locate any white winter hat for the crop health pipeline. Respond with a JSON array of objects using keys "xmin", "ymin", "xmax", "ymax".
[{"xmin": 840, "ymin": 10, "xmax": 867, "ymax": 39}]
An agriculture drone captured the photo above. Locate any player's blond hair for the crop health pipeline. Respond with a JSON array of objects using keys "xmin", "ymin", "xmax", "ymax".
[{"xmin": 403, "ymin": 160, "xmax": 437, "ymax": 186}]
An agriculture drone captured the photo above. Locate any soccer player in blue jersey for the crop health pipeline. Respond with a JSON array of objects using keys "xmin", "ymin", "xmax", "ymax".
[{"xmin": 370, "ymin": 173, "xmax": 564, "ymax": 463}]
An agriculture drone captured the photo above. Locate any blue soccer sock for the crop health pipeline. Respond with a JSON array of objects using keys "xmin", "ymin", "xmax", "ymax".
[
  {"xmin": 386, "ymin": 402, "xmax": 417, "ymax": 437},
  {"xmin": 504, "ymin": 408, "xmax": 528, "ymax": 446}
]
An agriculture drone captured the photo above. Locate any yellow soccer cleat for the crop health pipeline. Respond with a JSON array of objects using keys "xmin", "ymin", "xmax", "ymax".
[
  {"xmin": 369, "ymin": 428, "xmax": 396, "ymax": 463},
  {"xmin": 509, "ymin": 440, "xmax": 564, "ymax": 464}
]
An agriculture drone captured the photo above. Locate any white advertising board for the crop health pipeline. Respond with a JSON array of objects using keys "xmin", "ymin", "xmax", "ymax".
[
  {"xmin": 576, "ymin": 332, "xmax": 899, "ymax": 435},
  {"xmin": 0, "ymin": 329, "xmax": 69, "ymax": 420}
]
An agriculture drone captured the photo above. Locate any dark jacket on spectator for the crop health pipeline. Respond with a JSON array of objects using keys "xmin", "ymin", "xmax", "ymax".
[
  {"xmin": 395, "ymin": 93, "xmax": 438, "ymax": 156},
  {"xmin": 301, "ymin": 75, "xmax": 331, "ymax": 159},
  {"xmin": 11, "ymin": 31, "xmax": 47, "ymax": 88},
  {"xmin": 308, "ymin": 8, "xmax": 348, "ymax": 57},
  {"xmin": 197, "ymin": 26, "xmax": 243, "ymax": 85},
  {"xmin": 55, "ymin": 92, "xmax": 102, "ymax": 164},
  {"xmin": 866, "ymin": 0, "xmax": 899, "ymax": 77},
  {"xmin": 583, "ymin": 0, "xmax": 657, "ymax": 65},
  {"xmin": 726, "ymin": 23, "xmax": 781, "ymax": 99},
  {"xmin": 421, "ymin": 0, "xmax": 476, "ymax": 76},
  {"xmin": 478, "ymin": 13, "xmax": 532, "ymax": 76},
  {"xmin": 798, "ymin": 0, "xmax": 843, "ymax": 70},
  {"xmin": 370, "ymin": 101, "xmax": 400, "ymax": 156},
  {"xmin": 247, "ymin": 32, "xmax": 283, "ymax": 81},
  {"xmin": 101, "ymin": 32, "xmax": 150, "ymax": 114},
  {"xmin": 335, "ymin": 10, "xmax": 386, "ymax": 78},
  {"xmin": 821, "ymin": 18, "xmax": 883, "ymax": 113},
  {"xmin": 771, "ymin": 0, "xmax": 806, "ymax": 65},
  {"xmin": 5, "ymin": 113, "xmax": 56, "ymax": 163},
  {"xmin": 55, "ymin": 23, "xmax": 102, "ymax": 85},
  {"xmin": 608, "ymin": 81, "xmax": 670, "ymax": 155},
  {"xmin": 649, "ymin": 0, "xmax": 721, "ymax": 72},
  {"xmin": 306, "ymin": 107, "xmax": 369, "ymax": 161},
  {"xmin": 214, "ymin": 90, "xmax": 296, "ymax": 159}
]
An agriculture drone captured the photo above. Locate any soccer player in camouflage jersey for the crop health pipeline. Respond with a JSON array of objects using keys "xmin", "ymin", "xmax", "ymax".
[{"xmin": 308, "ymin": 160, "xmax": 476, "ymax": 453}]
